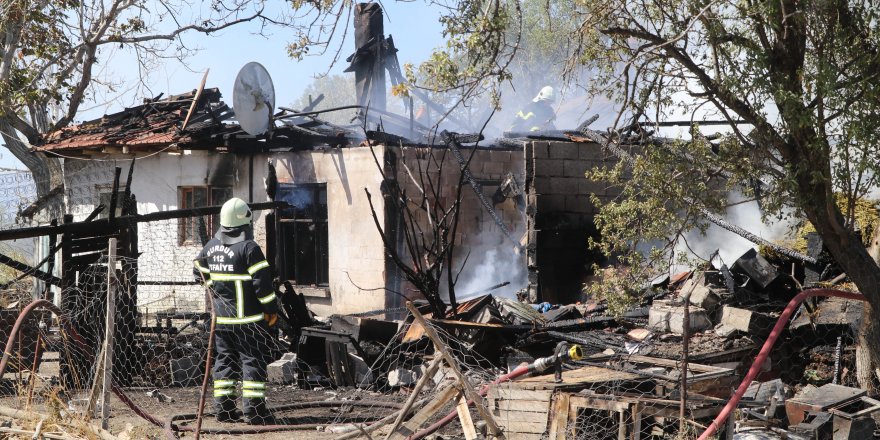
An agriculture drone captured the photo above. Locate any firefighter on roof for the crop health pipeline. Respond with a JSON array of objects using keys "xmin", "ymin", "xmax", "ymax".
[
  {"xmin": 510, "ymin": 86, "xmax": 557, "ymax": 132},
  {"xmin": 194, "ymin": 197, "xmax": 278, "ymax": 424}
]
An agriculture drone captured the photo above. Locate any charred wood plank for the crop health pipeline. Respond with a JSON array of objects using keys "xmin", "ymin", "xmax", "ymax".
[
  {"xmin": 108, "ymin": 167, "xmax": 122, "ymax": 221},
  {"xmin": 123, "ymin": 158, "xmax": 135, "ymax": 215},
  {"xmin": 83, "ymin": 205, "xmax": 106, "ymax": 222},
  {"xmin": 0, "ymin": 201, "xmax": 288, "ymax": 241},
  {"xmin": 67, "ymin": 252, "xmax": 104, "ymax": 267},
  {"xmin": 0, "ymin": 252, "xmax": 62, "ymax": 286},
  {"xmin": 69, "ymin": 237, "xmax": 117, "ymax": 254}
]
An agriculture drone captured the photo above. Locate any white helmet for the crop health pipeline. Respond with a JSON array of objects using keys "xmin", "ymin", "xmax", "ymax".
[
  {"xmin": 533, "ymin": 86, "xmax": 555, "ymax": 103},
  {"xmin": 219, "ymin": 197, "xmax": 252, "ymax": 228}
]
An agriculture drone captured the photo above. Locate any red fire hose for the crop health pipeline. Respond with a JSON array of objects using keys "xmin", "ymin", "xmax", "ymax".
[
  {"xmin": 0, "ymin": 299, "xmax": 83, "ymax": 376},
  {"xmin": 0, "ymin": 300, "xmax": 399, "ymax": 439},
  {"xmin": 698, "ymin": 288, "xmax": 866, "ymax": 440},
  {"xmin": 407, "ymin": 363, "xmax": 533, "ymax": 440},
  {"xmin": 408, "ymin": 342, "xmax": 583, "ymax": 440}
]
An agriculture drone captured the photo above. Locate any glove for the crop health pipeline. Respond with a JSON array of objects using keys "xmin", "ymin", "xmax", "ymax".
[{"xmin": 264, "ymin": 313, "xmax": 278, "ymax": 327}]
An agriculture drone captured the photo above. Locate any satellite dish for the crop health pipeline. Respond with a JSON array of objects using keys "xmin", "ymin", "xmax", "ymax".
[{"xmin": 232, "ymin": 62, "xmax": 275, "ymax": 135}]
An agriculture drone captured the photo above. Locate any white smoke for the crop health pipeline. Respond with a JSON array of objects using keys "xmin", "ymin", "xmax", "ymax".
[
  {"xmin": 441, "ymin": 226, "xmax": 528, "ymax": 301},
  {"xmin": 675, "ymin": 190, "xmax": 796, "ymax": 269},
  {"xmin": 452, "ymin": 246, "xmax": 527, "ymax": 300}
]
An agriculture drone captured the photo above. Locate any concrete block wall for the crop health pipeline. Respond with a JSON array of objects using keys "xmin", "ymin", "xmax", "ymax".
[
  {"xmin": 529, "ymin": 141, "xmax": 616, "ymax": 223},
  {"xmin": 525, "ymin": 141, "xmax": 622, "ymax": 304},
  {"xmin": 391, "ymin": 146, "xmax": 527, "ymax": 305}
]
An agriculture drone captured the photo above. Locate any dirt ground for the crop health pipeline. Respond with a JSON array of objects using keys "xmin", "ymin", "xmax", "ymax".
[
  {"xmin": 113, "ymin": 386, "xmax": 409, "ymax": 440},
  {"xmin": 0, "ymin": 351, "xmax": 421, "ymax": 439},
  {"xmin": 1, "ymin": 381, "xmax": 411, "ymax": 439}
]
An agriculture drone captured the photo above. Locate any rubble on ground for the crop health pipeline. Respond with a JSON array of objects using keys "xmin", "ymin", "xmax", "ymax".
[{"xmin": 274, "ymin": 243, "xmax": 873, "ymax": 439}]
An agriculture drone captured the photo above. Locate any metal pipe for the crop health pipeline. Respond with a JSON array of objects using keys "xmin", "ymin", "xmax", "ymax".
[{"xmin": 698, "ymin": 289, "xmax": 866, "ymax": 440}]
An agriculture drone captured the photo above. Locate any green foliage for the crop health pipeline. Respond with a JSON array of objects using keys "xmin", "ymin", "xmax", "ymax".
[
  {"xmin": 585, "ymin": 133, "xmax": 766, "ymax": 292},
  {"xmin": 582, "ymin": 266, "xmax": 641, "ymax": 317},
  {"xmin": 555, "ymin": 0, "xmax": 880, "ymax": 303},
  {"xmin": 0, "ymin": 1, "xmax": 77, "ymax": 110},
  {"xmin": 791, "ymin": 195, "xmax": 880, "ymax": 253}
]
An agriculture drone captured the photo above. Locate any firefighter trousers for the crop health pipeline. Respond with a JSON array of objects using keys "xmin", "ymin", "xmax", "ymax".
[{"xmin": 212, "ymin": 322, "xmax": 272, "ymax": 422}]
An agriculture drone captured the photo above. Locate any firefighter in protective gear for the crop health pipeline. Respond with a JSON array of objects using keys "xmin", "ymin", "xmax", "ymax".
[
  {"xmin": 193, "ymin": 197, "xmax": 278, "ymax": 424},
  {"xmin": 510, "ymin": 86, "xmax": 557, "ymax": 132}
]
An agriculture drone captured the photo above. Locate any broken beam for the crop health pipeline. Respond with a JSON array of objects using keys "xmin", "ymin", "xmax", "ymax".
[
  {"xmin": 0, "ymin": 201, "xmax": 288, "ymax": 242},
  {"xmin": 406, "ymin": 302, "xmax": 502, "ymax": 437},
  {"xmin": 384, "ymin": 356, "xmax": 443, "ymax": 440}
]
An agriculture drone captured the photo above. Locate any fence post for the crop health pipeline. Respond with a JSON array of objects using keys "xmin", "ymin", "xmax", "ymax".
[
  {"xmin": 680, "ymin": 276, "xmax": 698, "ymax": 435},
  {"xmin": 101, "ymin": 238, "xmax": 116, "ymax": 430}
]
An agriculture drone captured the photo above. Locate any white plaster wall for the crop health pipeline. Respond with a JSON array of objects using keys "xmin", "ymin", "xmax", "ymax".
[
  {"xmin": 63, "ymin": 152, "xmax": 244, "ymax": 312},
  {"xmin": 63, "ymin": 147, "xmax": 389, "ymax": 316},
  {"xmin": 250, "ymin": 147, "xmax": 388, "ymax": 316}
]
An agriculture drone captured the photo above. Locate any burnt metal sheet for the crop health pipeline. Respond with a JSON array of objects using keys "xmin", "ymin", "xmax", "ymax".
[{"xmin": 732, "ymin": 248, "xmax": 781, "ymax": 289}]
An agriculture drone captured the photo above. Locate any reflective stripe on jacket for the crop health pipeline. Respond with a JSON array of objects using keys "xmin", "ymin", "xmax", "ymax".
[{"xmin": 194, "ymin": 238, "xmax": 276, "ymax": 324}]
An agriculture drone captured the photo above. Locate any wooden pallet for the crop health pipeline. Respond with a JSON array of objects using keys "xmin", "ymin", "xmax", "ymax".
[
  {"xmin": 487, "ymin": 356, "xmax": 733, "ymax": 439},
  {"xmin": 487, "ymin": 384, "xmax": 553, "ymax": 440},
  {"xmin": 548, "ymin": 393, "xmax": 725, "ymax": 440},
  {"xmin": 487, "ymin": 364, "xmax": 643, "ymax": 438},
  {"xmin": 513, "ymin": 365, "xmax": 642, "ymax": 390}
]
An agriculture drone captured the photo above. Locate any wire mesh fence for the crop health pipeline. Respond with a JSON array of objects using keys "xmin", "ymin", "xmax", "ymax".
[
  {"xmin": 0, "ymin": 241, "xmax": 869, "ymax": 439},
  {"xmin": 0, "ymin": 165, "xmax": 872, "ymax": 439},
  {"xmin": 0, "ymin": 254, "xmax": 506, "ymax": 437}
]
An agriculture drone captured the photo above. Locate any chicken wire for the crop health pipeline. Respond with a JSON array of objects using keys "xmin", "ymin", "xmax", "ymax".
[
  {"xmin": 0, "ymin": 247, "xmax": 506, "ymax": 436},
  {"xmin": 0, "ymin": 256, "xmax": 368, "ymax": 431},
  {"xmin": 0, "ymin": 165, "xmax": 869, "ymax": 438},
  {"xmin": 326, "ymin": 320, "xmax": 502, "ymax": 436}
]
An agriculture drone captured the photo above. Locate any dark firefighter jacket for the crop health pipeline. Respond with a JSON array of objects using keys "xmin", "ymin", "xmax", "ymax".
[
  {"xmin": 193, "ymin": 227, "xmax": 277, "ymax": 325},
  {"xmin": 511, "ymin": 100, "xmax": 556, "ymax": 132}
]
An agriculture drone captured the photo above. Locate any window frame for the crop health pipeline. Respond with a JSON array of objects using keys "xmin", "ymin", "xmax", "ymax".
[
  {"xmin": 275, "ymin": 183, "xmax": 329, "ymax": 287},
  {"xmin": 96, "ymin": 189, "xmax": 126, "ymax": 219},
  {"xmin": 178, "ymin": 185, "xmax": 232, "ymax": 245}
]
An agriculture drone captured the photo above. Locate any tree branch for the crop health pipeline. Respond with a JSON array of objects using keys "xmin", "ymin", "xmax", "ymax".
[{"xmin": 104, "ymin": 10, "xmax": 266, "ymax": 44}]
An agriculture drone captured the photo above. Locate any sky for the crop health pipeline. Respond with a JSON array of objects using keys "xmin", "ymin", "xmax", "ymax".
[{"xmin": 0, "ymin": 1, "xmax": 448, "ymax": 170}]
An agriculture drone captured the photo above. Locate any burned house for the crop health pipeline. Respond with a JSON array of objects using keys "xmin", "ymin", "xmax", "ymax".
[{"xmin": 32, "ymin": 88, "xmax": 618, "ymax": 316}]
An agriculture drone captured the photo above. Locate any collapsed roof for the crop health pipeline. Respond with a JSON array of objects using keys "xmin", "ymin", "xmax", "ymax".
[{"xmin": 36, "ymin": 88, "xmax": 357, "ymax": 156}]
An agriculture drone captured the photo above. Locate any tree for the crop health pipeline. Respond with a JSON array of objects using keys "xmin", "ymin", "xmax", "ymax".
[
  {"xmin": 563, "ymin": 0, "xmax": 880, "ymax": 385},
  {"xmin": 0, "ymin": 0, "xmax": 293, "ymax": 202},
  {"xmin": 290, "ymin": 0, "xmax": 880, "ymax": 383}
]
